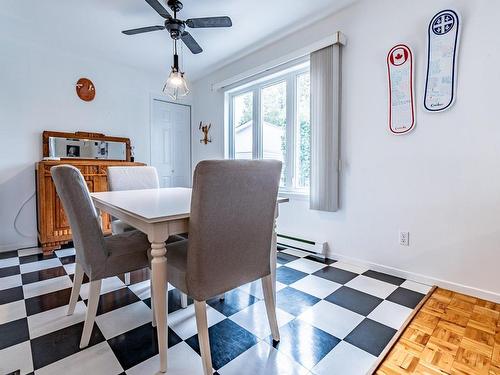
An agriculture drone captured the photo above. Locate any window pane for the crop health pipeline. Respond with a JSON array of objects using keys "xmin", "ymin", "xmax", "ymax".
[
  {"xmin": 233, "ymin": 92, "xmax": 253, "ymax": 159},
  {"xmin": 262, "ymin": 81, "xmax": 287, "ymax": 185},
  {"xmin": 296, "ymin": 73, "xmax": 310, "ymax": 188}
]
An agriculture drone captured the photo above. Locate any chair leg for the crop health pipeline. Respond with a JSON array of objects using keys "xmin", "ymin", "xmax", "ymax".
[
  {"xmin": 80, "ymin": 279, "xmax": 102, "ymax": 349},
  {"xmin": 194, "ymin": 301, "xmax": 213, "ymax": 375},
  {"xmin": 180, "ymin": 292, "xmax": 188, "ymax": 308},
  {"xmin": 150, "ymin": 269, "xmax": 156, "ymax": 327},
  {"xmin": 261, "ymin": 274, "xmax": 280, "ymax": 342},
  {"xmin": 217, "ymin": 293, "xmax": 225, "ymax": 301},
  {"xmin": 124, "ymin": 272, "xmax": 131, "ymax": 285},
  {"xmin": 67, "ymin": 262, "xmax": 84, "ymax": 316}
]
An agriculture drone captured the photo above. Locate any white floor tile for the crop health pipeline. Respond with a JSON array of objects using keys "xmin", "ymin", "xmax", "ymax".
[
  {"xmin": 311, "ymin": 341, "xmax": 376, "ymax": 375},
  {"xmin": 79, "ymin": 276, "xmax": 125, "ymax": 300},
  {"xmin": 128, "ymin": 280, "xmax": 151, "ymax": 300},
  {"xmin": 219, "ymin": 341, "xmax": 309, "ymax": 375},
  {"xmin": 0, "ymin": 299, "xmax": 26, "ymax": 325},
  {"xmin": 229, "ymin": 300, "xmax": 295, "ymax": 339},
  {"xmin": 238, "ymin": 280, "xmax": 286, "ymax": 300},
  {"xmin": 368, "ymin": 300, "xmax": 413, "ymax": 330},
  {"xmin": 285, "ymin": 258, "xmax": 327, "ymax": 274},
  {"xmin": 96, "ymin": 301, "xmax": 152, "ymax": 339},
  {"xmin": 54, "ymin": 248, "xmax": 76, "ymax": 258},
  {"xmin": 19, "ymin": 258, "xmax": 62, "ymax": 274},
  {"xmin": 168, "ymin": 304, "xmax": 225, "ymax": 340},
  {"xmin": 127, "ymin": 342, "xmax": 205, "ymax": 375},
  {"xmin": 36, "ymin": 341, "xmax": 123, "ymax": 375},
  {"xmin": 290, "ymin": 275, "xmax": 341, "ymax": 299},
  {"xmin": 298, "ymin": 300, "xmax": 364, "ymax": 339},
  {"xmin": 401, "ymin": 280, "xmax": 432, "ymax": 295},
  {"xmin": 63, "ymin": 263, "xmax": 75, "ymax": 275},
  {"xmin": 281, "ymin": 248, "xmax": 310, "ymax": 258},
  {"xmin": 23, "ymin": 275, "xmax": 73, "ymax": 299},
  {"xmin": 0, "ymin": 257, "xmax": 19, "ymax": 269},
  {"xmin": 330, "ymin": 261, "xmax": 369, "ymax": 274},
  {"xmin": 345, "ymin": 275, "xmax": 398, "ymax": 299},
  {"xmin": 0, "ymin": 340, "xmax": 33, "ymax": 375},
  {"xmin": 0, "ymin": 274, "xmax": 22, "ymax": 291},
  {"xmin": 17, "ymin": 247, "xmax": 42, "ymax": 257},
  {"xmin": 28, "ymin": 301, "xmax": 87, "ymax": 339}
]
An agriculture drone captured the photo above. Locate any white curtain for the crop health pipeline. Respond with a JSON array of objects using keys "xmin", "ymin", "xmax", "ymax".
[{"xmin": 309, "ymin": 44, "xmax": 342, "ymax": 212}]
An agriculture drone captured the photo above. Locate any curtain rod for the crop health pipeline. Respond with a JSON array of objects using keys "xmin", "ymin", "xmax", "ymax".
[{"xmin": 211, "ymin": 31, "xmax": 346, "ymax": 91}]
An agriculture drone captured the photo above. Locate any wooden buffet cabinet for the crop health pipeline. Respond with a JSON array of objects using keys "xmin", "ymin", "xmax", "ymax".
[{"xmin": 36, "ymin": 131, "xmax": 144, "ymax": 254}]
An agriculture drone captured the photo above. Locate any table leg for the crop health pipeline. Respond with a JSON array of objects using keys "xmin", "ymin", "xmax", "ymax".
[
  {"xmin": 150, "ymin": 237, "xmax": 168, "ymax": 373},
  {"xmin": 270, "ymin": 204, "xmax": 279, "ymax": 300}
]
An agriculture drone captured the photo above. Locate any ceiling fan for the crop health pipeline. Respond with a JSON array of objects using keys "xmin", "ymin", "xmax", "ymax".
[{"xmin": 122, "ymin": 0, "xmax": 233, "ymax": 54}]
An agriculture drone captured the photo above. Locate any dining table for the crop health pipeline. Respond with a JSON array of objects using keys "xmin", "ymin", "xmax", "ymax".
[{"xmin": 90, "ymin": 187, "xmax": 289, "ymax": 373}]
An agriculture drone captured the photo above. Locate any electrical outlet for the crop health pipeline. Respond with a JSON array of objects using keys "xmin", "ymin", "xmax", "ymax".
[{"xmin": 399, "ymin": 231, "xmax": 409, "ymax": 246}]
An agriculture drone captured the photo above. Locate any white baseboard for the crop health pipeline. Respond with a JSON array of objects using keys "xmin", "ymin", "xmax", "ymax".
[
  {"xmin": 0, "ymin": 241, "xmax": 38, "ymax": 253},
  {"xmin": 327, "ymin": 250, "xmax": 500, "ymax": 304}
]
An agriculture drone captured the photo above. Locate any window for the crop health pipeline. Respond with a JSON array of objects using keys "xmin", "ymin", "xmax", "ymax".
[{"xmin": 226, "ymin": 64, "xmax": 310, "ymax": 193}]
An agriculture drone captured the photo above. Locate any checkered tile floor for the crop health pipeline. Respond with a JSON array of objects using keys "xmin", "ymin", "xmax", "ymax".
[{"xmin": 0, "ymin": 245, "xmax": 432, "ymax": 375}]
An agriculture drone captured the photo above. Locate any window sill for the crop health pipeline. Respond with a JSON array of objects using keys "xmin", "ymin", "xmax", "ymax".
[{"xmin": 278, "ymin": 189, "xmax": 309, "ymax": 201}]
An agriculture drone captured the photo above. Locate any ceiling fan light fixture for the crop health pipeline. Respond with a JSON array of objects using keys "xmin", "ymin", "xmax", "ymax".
[{"xmin": 163, "ymin": 69, "xmax": 189, "ymax": 100}]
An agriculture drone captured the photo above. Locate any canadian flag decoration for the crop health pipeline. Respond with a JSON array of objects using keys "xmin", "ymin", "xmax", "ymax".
[{"xmin": 387, "ymin": 44, "xmax": 415, "ymax": 135}]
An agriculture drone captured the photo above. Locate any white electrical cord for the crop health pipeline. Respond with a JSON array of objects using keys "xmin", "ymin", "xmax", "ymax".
[{"xmin": 13, "ymin": 191, "xmax": 36, "ymax": 238}]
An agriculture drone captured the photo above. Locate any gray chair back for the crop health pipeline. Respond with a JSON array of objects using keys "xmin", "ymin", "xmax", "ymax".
[
  {"xmin": 107, "ymin": 166, "xmax": 159, "ymax": 191},
  {"xmin": 51, "ymin": 165, "xmax": 107, "ymax": 278},
  {"xmin": 186, "ymin": 160, "xmax": 282, "ymax": 301}
]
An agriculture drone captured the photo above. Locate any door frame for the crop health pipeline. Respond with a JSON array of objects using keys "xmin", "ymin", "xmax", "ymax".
[{"xmin": 149, "ymin": 95, "xmax": 193, "ymax": 187}]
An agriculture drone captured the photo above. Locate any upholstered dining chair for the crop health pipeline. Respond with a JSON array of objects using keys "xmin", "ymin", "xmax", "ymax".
[
  {"xmin": 51, "ymin": 165, "xmax": 152, "ymax": 349},
  {"xmin": 107, "ymin": 166, "xmax": 185, "ymax": 287},
  {"xmin": 163, "ymin": 160, "xmax": 282, "ymax": 375}
]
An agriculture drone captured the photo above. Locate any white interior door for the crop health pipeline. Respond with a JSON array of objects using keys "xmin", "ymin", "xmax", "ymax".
[{"xmin": 151, "ymin": 99, "xmax": 191, "ymax": 188}]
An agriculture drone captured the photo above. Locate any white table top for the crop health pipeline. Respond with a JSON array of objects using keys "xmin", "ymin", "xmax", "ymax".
[{"xmin": 91, "ymin": 187, "xmax": 289, "ymax": 224}]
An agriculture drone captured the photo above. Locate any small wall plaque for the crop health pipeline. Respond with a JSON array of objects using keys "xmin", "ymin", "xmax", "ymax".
[{"xmin": 76, "ymin": 78, "xmax": 96, "ymax": 102}]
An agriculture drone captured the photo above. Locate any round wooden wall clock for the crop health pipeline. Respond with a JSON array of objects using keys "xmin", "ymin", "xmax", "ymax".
[{"xmin": 76, "ymin": 78, "xmax": 96, "ymax": 101}]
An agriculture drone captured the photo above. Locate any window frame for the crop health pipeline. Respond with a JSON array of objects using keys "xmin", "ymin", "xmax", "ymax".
[{"xmin": 226, "ymin": 63, "xmax": 310, "ymax": 195}]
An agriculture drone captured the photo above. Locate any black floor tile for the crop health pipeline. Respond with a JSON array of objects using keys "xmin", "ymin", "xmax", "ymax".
[
  {"xmin": 207, "ymin": 289, "xmax": 258, "ymax": 317},
  {"xmin": 30, "ymin": 322, "xmax": 105, "ymax": 370},
  {"xmin": 270, "ymin": 319, "xmax": 340, "ymax": 369},
  {"xmin": 0, "ymin": 318, "xmax": 29, "ymax": 350},
  {"xmin": 0, "ymin": 286, "xmax": 24, "ymax": 305},
  {"xmin": 96, "ymin": 287, "xmax": 140, "ymax": 315},
  {"xmin": 21, "ymin": 266, "xmax": 67, "ymax": 285},
  {"xmin": 25, "ymin": 287, "xmax": 74, "ymax": 316},
  {"xmin": 108, "ymin": 323, "xmax": 181, "ymax": 370},
  {"xmin": 345, "ymin": 318, "xmax": 397, "ymax": 357},
  {"xmin": 276, "ymin": 266, "xmax": 308, "ymax": 285},
  {"xmin": 363, "ymin": 270, "xmax": 405, "ymax": 286},
  {"xmin": 69, "ymin": 272, "xmax": 90, "ymax": 284},
  {"xmin": 277, "ymin": 287, "xmax": 320, "ymax": 316},
  {"xmin": 276, "ymin": 252, "xmax": 299, "ymax": 265},
  {"xmin": 185, "ymin": 319, "xmax": 258, "ymax": 370},
  {"xmin": 168, "ymin": 289, "xmax": 194, "ymax": 313},
  {"xmin": 58, "ymin": 255, "xmax": 75, "ymax": 265},
  {"xmin": 0, "ymin": 250, "xmax": 18, "ymax": 260},
  {"xmin": 0, "ymin": 265, "xmax": 20, "ymax": 278},
  {"xmin": 19, "ymin": 253, "xmax": 56, "ymax": 265},
  {"xmin": 313, "ymin": 266, "xmax": 358, "ymax": 284},
  {"xmin": 304, "ymin": 255, "xmax": 336, "ymax": 265},
  {"xmin": 325, "ymin": 286, "xmax": 383, "ymax": 316},
  {"xmin": 387, "ymin": 287, "xmax": 425, "ymax": 309}
]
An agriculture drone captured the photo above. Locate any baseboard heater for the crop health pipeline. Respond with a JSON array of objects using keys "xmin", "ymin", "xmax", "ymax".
[{"xmin": 277, "ymin": 233, "xmax": 327, "ymax": 256}]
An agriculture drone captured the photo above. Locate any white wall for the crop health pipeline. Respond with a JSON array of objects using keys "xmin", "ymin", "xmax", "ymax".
[
  {"xmin": 191, "ymin": 0, "xmax": 500, "ymax": 301},
  {"xmin": 0, "ymin": 22, "xmax": 190, "ymax": 251}
]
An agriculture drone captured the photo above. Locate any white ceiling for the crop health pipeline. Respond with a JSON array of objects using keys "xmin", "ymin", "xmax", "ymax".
[{"xmin": 1, "ymin": 0, "xmax": 356, "ymax": 81}]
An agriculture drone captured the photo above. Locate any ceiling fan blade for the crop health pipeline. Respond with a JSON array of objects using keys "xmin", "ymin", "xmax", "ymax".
[
  {"xmin": 122, "ymin": 26, "xmax": 165, "ymax": 35},
  {"xmin": 144, "ymin": 0, "xmax": 171, "ymax": 19},
  {"xmin": 186, "ymin": 16, "xmax": 232, "ymax": 28},
  {"xmin": 181, "ymin": 31, "xmax": 203, "ymax": 54}
]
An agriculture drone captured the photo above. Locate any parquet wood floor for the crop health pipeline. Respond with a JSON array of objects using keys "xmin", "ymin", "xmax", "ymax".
[{"xmin": 376, "ymin": 288, "xmax": 500, "ymax": 375}]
